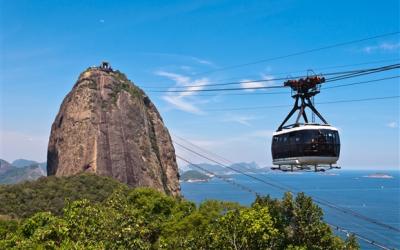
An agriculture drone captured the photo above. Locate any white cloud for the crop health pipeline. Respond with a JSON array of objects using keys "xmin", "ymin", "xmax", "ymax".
[
  {"xmin": 191, "ymin": 57, "xmax": 214, "ymax": 66},
  {"xmin": 240, "ymin": 79, "xmax": 265, "ymax": 92},
  {"xmin": 363, "ymin": 42, "xmax": 400, "ymax": 53},
  {"xmin": 240, "ymin": 74, "xmax": 277, "ymax": 92},
  {"xmin": 99, "ymin": 19, "xmax": 105, "ymax": 23},
  {"xmin": 155, "ymin": 71, "xmax": 190, "ymax": 86},
  {"xmin": 156, "ymin": 71, "xmax": 210, "ymax": 114},
  {"xmin": 162, "ymin": 95, "xmax": 203, "ymax": 114},
  {"xmin": 222, "ymin": 114, "xmax": 257, "ymax": 126},
  {"xmin": 260, "ymin": 74, "xmax": 276, "ymax": 86},
  {"xmin": 387, "ymin": 121, "xmax": 398, "ymax": 128}
]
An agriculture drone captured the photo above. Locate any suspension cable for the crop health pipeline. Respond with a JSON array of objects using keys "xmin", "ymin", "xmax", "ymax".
[
  {"xmin": 190, "ymin": 31, "xmax": 400, "ymax": 76},
  {"xmin": 176, "ymin": 153, "xmax": 395, "ymax": 250},
  {"xmin": 173, "ymin": 140, "xmax": 400, "ymax": 234},
  {"xmin": 149, "ymin": 75, "xmax": 398, "ymax": 97},
  {"xmin": 146, "ymin": 64, "xmax": 399, "ymax": 93}
]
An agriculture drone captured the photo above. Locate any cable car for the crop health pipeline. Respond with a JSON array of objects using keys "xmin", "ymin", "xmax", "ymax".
[{"xmin": 271, "ymin": 75, "xmax": 341, "ymax": 171}]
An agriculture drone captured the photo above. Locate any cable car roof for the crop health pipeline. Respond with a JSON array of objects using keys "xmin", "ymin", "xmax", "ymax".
[{"xmin": 273, "ymin": 124, "xmax": 339, "ymax": 136}]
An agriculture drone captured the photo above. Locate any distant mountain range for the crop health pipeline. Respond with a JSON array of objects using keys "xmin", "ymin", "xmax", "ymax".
[
  {"xmin": 0, "ymin": 159, "xmax": 47, "ymax": 184},
  {"xmin": 1, "ymin": 159, "xmax": 267, "ymax": 184},
  {"xmin": 180, "ymin": 161, "xmax": 269, "ymax": 175}
]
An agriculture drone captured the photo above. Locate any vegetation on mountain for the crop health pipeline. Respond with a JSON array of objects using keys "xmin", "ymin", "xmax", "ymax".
[
  {"xmin": 0, "ymin": 174, "xmax": 358, "ymax": 249},
  {"xmin": 0, "ymin": 174, "xmax": 123, "ymax": 218}
]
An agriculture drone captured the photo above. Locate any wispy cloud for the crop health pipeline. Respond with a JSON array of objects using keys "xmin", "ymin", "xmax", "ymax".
[
  {"xmin": 155, "ymin": 71, "xmax": 190, "ymax": 86},
  {"xmin": 143, "ymin": 52, "xmax": 215, "ymax": 68},
  {"xmin": 191, "ymin": 56, "xmax": 215, "ymax": 67},
  {"xmin": 363, "ymin": 42, "xmax": 400, "ymax": 53},
  {"xmin": 240, "ymin": 74, "xmax": 277, "ymax": 92},
  {"xmin": 222, "ymin": 114, "xmax": 257, "ymax": 126},
  {"xmin": 162, "ymin": 95, "xmax": 202, "ymax": 114},
  {"xmin": 386, "ymin": 121, "xmax": 398, "ymax": 128},
  {"xmin": 240, "ymin": 79, "xmax": 265, "ymax": 91},
  {"xmin": 155, "ymin": 71, "xmax": 209, "ymax": 114}
]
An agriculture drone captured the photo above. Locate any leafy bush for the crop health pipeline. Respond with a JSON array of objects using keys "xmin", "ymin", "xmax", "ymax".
[{"xmin": 0, "ymin": 175, "xmax": 359, "ymax": 249}]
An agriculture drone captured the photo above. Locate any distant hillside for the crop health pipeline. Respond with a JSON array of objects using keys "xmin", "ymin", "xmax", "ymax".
[
  {"xmin": 11, "ymin": 159, "xmax": 38, "ymax": 168},
  {"xmin": 0, "ymin": 160, "xmax": 12, "ymax": 175},
  {"xmin": 10, "ymin": 159, "xmax": 47, "ymax": 172},
  {"xmin": 181, "ymin": 170, "xmax": 211, "ymax": 182},
  {"xmin": 185, "ymin": 162, "xmax": 265, "ymax": 174},
  {"xmin": 0, "ymin": 165, "xmax": 45, "ymax": 184},
  {"xmin": 0, "ymin": 174, "xmax": 124, "ymax": 218},
  {"xmin": 0, "ymin": 159, "xmax": 46, "ymax": 184}
]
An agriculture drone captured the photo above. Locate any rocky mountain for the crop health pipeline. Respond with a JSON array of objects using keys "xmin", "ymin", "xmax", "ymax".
[
  {"xmin": 47, "ymin": 63, "xmax": 180, "ymax": 196},
  {"xmin": 0, "ymin": 159, "xmax": 13, "ymax": 175}
]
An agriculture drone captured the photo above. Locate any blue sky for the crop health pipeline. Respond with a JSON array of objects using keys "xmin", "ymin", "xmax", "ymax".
[{"xmin": 0, "ymin": 0, "xmax": 399, "ymax": 169}]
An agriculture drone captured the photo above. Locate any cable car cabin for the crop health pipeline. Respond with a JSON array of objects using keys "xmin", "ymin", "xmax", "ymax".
[{"xmin": 271, "ymin": 125, "xmax": 340, "ymax": 166}]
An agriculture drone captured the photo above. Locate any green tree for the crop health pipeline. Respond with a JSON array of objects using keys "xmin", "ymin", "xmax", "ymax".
[
  {"xmin": 0, "ymin": 175, "xmax": 358, "ymax": 250},
  {"xmin": 208, "ymin": 205, "xmax": 279, "ymax": 250},
  {"xmin": 254, "ymin": 192, "xmax": 354, "ymax": 250},
  {"xmin": 157, "ymin": 200, "xmax": 241, "ymax": 249}
]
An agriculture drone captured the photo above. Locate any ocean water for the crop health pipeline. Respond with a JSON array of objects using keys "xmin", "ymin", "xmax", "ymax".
[{"xmin": 181, "ymin": 170, "xmax": 400, "ymax": 250}]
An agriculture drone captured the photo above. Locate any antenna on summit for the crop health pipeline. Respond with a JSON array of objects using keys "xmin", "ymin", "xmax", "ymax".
[{"xmin": 99, "ymin": 61, "xmax": 113, "ymax": 72}]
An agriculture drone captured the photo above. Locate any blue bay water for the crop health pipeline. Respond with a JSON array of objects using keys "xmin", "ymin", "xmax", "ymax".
[{"xmin": 181, "ymin": 170, "xmax": 400, "ymax": 250}]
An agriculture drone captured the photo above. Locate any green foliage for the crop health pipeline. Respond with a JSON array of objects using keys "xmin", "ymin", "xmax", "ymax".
[
  {"xmin": 0, "ymin": 216, "xmax": 19, "ymax": 241},
  {"xmin": 0, "ymin": 175, "xmax": 359, "ymax": 249},
  {"xmin": 253, "ymin": 192, "xmax": 358, "ymax": 250},
  {"xmin": 208, "ymin": 204, "xmax": 279, "ymax": 249},
  {"xmin": 109, "ymin": 71, "xmax": 144, "ymax": 104},
  {"xmin": 0, "ymin": 174, "xmax": 125, "ymax": 218}
]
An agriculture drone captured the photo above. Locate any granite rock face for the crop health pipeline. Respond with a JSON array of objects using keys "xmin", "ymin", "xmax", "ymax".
[{"xmin": 47, "ymin": 65, "xmax": 180, "ymax": 196}]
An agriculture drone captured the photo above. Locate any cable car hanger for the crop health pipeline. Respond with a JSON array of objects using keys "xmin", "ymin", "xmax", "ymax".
[{"xmin": 271, "ymin": 73, "xmax": 341, "ymax": 172}]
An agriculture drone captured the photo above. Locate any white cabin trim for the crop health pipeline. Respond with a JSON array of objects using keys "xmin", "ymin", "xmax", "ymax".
[{"xmin": 273, "ymin": 124, "xmax": 338, "ymax": 136}]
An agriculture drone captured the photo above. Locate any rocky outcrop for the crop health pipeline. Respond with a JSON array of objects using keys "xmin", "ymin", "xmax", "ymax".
[
  {"xmin": 0, "ymin": 159, "xmax": 12, "ymax": 175},
  {"xmin": 47, "ymin": 64, "xmax": 180, "ymax": 196}
]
